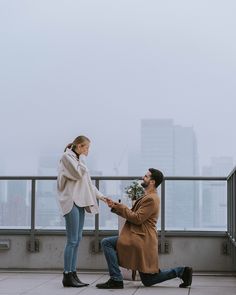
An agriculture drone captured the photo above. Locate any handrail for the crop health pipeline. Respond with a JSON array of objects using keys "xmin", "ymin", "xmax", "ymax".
[
  {"xmin": 0, "ymin": 175, "xmax": 228, "ymax": 180},
  {"xmin": 0, "ymin": 174, "xmax": 232, "ymax": 254},
  {"xmin": 226, "ymin": 167, "xmax": 236, "ymax": 270},
  {"xmin": 227, "ymin": 166, "xmax": 236, "ymax": 180}
]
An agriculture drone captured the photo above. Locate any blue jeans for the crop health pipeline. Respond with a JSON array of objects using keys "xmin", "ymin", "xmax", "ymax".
[
  {"xmin": 101, "ymin": 236, "xmax": 184, "ymax": 285},
  {"xmin": 139, "ymin": 267, "xmax": 184, "ymax": 286},
  {"xmin": 64, "ymin": 204, "xmax": 85, "ymax": 272},
  {"xmin": 101, "ymin": 236, "xmax": 123, "ymax": 281}
]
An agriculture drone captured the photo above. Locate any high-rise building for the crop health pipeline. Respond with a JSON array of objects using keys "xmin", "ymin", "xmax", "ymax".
[
  {"xmin": 141, "ymin": 119, "xmax": 174, "ymax": 175},
  {"xmin": 0, "ymin": 161, "xmax": 30, "ymax": 228},
  {"xmin": 201, "ymin": 157, "xmax": 233, "ymax": 230},
  {"xmin": 140, "ymin": 119, "xmax": 198, "ymax": 176},
  {"xmin": 6, "ymin": 180, "xmax": 30, "ymax": 227},
  {"xmin": 129, "ymin": 119, "xmax": 199, "ymax": 229},
  {"xmin": 36, "ymin": 153, "xmax": 62, "ymax": 228}
]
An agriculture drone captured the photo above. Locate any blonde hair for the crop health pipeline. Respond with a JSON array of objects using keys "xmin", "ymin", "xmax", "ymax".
[{"xmin": 64, "ymin": 135, "xmax": 90, "ymax": 152}]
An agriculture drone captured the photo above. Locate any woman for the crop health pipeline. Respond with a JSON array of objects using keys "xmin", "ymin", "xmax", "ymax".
[{"xmin": 57, "ymin": 135, "xmax": 106, "ymax": 287}]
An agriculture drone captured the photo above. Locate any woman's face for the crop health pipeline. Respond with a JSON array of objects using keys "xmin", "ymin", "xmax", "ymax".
[{"xmin": 76, "ymin": 141, "xmax": 90, "ymax": 156}]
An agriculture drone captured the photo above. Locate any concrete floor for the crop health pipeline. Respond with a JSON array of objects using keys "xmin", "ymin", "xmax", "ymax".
[{"xmin": 0, "ymin": 272, "xmax": 235, "ymax": 295}]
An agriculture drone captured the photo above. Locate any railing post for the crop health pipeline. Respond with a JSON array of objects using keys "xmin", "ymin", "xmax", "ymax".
[
  {"xmin": 234, "ymin": 173, "xmax": 236, "ymax": 242},
  {"xmin": 28, "ymin": 179, "xmax": 38, "ymax": 252},
  {"xmin": 227, "ymin": 168, "xmax": 236, "ymax": 270},
  {"xmin": 227, "ymin": 177, "xmax": 230, "ymax": 236},
  {"xmin": 160, "ymin": 179, "xmax": 166, "ymax": 254},
  {"xmin": 233, "ymin": 172, "xmax": 236, "ymax": 270},
  {"xmin": 94, "ymin": 179, "xmax": 100, "ymax": 253}
]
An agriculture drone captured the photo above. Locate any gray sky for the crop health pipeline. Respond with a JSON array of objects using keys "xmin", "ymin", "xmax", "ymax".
[{"xmin": 0, "ymin": 0, "xmax": 235, "ymax": 175}]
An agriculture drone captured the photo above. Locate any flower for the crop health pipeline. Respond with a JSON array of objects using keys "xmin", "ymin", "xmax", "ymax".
[{"xmin": 125, "ymin": 180, "xmax": 145, "ymax": 201}]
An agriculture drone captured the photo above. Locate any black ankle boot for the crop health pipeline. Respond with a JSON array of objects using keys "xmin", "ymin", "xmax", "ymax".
[
  {"xmin": 179, "ymin": 267, "xmax": 193, "ymax": 288},
  {"xmin": 72, "ymin": 272, "xmax": 89, "ymax": 286},
  {"xmin": 62, "ymin": 272, "xmax": 87, "ymax": 287}
]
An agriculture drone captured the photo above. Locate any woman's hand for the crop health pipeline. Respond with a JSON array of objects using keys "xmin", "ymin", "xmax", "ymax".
[{"xmin": 99, "ymin": 196, "xmax": 108, "ymax": 203}]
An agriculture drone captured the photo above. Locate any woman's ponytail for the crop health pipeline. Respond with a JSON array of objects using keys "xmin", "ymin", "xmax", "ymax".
[
  {"xmin": 64, "ymin": 143, "xmax": 73, "ymax": 152},
  {"xmin": 64, "ymin": 136, "xmax": 90, "ymax": 152}
]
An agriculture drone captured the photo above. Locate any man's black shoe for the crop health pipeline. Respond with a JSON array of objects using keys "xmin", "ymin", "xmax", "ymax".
[
  {"xmin": 96, "ymin": 278, "xmax": 124, "ymax": 289},
  {"xmin": 179, "ymin": 267, "xmax": 193, "ymax": 288}
]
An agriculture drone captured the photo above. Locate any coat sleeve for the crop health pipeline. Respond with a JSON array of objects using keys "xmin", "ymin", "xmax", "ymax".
[
  {"xmin": 61, "ymin": 154, "xmax": 87, "ymax": 180},
  {"xmin": 111, "ymin": 197, "xmax": 155, "ymax": 225},
  {"xmin": 92, "ymin": 185, "xmax": 104, "ymax": 200}
]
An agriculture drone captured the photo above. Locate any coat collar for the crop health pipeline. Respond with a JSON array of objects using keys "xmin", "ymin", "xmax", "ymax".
[
  {"xmin": 66, "ymin": 148, "xmax": 79, "ymax": 159},
  {"xmin": 131, "ymin": 193, "xmax": 157, "ymax": 210},
  {"xmin": 131, "ymin": 195, "xmax": 145, "ymax": 210}
]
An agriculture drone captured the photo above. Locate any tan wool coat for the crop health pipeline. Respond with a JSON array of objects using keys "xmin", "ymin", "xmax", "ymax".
[{"xmin": 112, "ymin": 193, "xmax": 160, "ymax": 273}]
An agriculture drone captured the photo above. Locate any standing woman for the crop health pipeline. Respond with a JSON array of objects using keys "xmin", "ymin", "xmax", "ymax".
[{"xmin": 57, "ymin": 135, "xmax": 106, "ymax": 287}]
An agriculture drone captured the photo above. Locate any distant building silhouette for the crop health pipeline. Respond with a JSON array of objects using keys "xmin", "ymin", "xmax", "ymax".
[
  {"xmin": 6, "ymin": 180, "xmax": 30, "ymax": 227},
  {"xmin": 201, "ymin": 157, "xmax": 233, "ymax": 230},
  {"xmin": 129, "ymin": 119, "xmax": 199, "ymax": 229}
]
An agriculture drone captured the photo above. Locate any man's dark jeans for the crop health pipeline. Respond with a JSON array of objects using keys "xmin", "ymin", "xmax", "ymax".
[
  {"xmin": 139, "ymin": 267, "xmax": 184, "ymax": 286},
  {"xmin": 101, "ymin": 236, "xmax": 185, "ymax": 285}
]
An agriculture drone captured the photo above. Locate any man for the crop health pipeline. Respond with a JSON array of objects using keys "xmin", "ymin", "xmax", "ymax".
[{"xmin": 96, "ymin": 168, "xmax": 192, "ymax": 289}]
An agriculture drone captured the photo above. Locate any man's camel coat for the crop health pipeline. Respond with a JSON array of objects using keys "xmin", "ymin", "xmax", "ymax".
[{"xmin": 111, "ymin": 193, "xmax": 160, "ymax": 273}]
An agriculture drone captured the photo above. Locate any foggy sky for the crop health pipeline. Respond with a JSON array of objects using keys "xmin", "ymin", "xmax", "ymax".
[{"xmin": 0, "ymin": 0, "xmax": 236, "ymax": 175}]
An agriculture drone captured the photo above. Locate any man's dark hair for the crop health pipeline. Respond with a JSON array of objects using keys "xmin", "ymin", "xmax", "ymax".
[{"xmin": 149, "ymin": 168, "xmax": 164, "ymax": 188}]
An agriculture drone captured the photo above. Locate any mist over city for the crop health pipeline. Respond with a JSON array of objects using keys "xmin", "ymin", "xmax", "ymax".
[
  {"xmin": 1, "ymin": 4, "xmax": 236, "ymax": 290},
  {"xmin": 0, "ymin": 1, "xmax": 235, "ymax": 177}
]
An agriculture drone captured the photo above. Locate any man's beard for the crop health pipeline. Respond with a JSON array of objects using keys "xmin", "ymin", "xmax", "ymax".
[{"xmin": 141, "ymin": 181, "xmax": 148, "ymax": 188}]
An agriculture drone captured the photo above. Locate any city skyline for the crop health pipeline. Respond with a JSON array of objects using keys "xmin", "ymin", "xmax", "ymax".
[
  {"xmin": 0, "ymin": 118, "xmax": 234, "ymax": 177},
  {"xmin": 0, "ymin": 155, "xmax": 229, "ymax": 231},
  {"xmin": 0, "ymin": 1, "xmax": 236, "ymax": 177},
  {"xmin": 0, "ymin": 118, "xmax": 230, "ymax": 230}
]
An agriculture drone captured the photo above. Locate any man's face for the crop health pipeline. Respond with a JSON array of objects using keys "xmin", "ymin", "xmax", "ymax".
[{"xmin": 141, "ymin": 171, "xmax": 152, "ymax": 188}]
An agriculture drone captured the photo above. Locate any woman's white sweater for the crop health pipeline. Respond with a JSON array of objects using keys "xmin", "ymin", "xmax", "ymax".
[{"xmin": 57, "ymin": 148, "xmax": 104, "ymax": 216}]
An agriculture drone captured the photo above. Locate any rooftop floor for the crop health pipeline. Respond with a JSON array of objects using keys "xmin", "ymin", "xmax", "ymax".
[{"xmin": 0, "ymin": 271, "xmax": 236, "ymax": 295}]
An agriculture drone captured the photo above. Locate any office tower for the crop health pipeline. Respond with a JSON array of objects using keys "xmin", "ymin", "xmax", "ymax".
[
  {"xmin": 128, "ymin": 151, "xmax": 142, "ymax": 176},
  {"xmin": 6, "ymin": 180, "xmax": 30, "ymax": 227},
  {"xmin": 137, "ymin": 119, "xmax": 199, "ymax": 229},
  {"xmin": 202, "ymin": 157, "xmax": 233, "ymax": 230},
  {"xmin": 140, "ymin": 119, "xmax": 198, "ymax": 175},
  {"xmin": 141, "ymin": 119, "xmax": 175, "ymax": 175},
  {"xmin": 0, "ymin": 160, "xmax": 30, "ymax": 228},
  {"xmin": 37, "ymin": 153, "xmax": 62, "ymax": 228}
]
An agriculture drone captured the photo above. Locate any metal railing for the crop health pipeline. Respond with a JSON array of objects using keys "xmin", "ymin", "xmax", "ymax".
[
  {"xmin": 0, "ymin": 174, "xmax": 232, "ymax": 254},
  {"xmin": 227, "ymin": 167, "xmax": 236, "ymax": 269}
]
